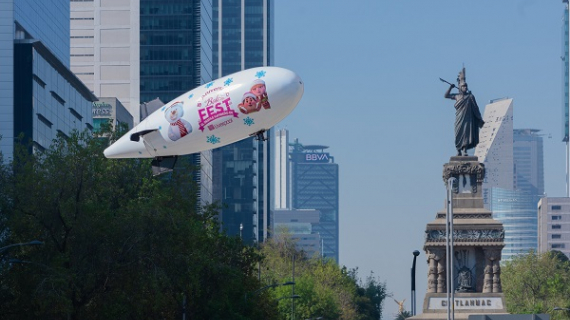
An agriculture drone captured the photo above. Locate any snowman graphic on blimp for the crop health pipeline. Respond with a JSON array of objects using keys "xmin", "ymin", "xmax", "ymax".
[{"xmin": 164, "ymin": 101, "xmax": 193, "ymax": 141}]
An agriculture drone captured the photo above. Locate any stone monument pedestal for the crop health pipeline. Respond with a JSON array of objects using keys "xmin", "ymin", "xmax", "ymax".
[{"xmin": 410, "ymin": 157, "xmax": 508, "ymax": 320}]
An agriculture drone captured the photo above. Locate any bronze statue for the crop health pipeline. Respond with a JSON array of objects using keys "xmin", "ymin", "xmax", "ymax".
[{"xmin": 443, "ymin": 68, "xmax": 485, "ymax": 156}]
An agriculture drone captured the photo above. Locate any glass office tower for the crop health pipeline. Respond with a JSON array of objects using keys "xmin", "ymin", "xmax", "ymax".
[
  {"xmin": 290, "ymin": 140, "xmax": 339, "ymax": 263},
  {"xmin": 1, "ymin": 0, "xmax": 95, "ymax": 160},
  {"xmin": 490, "ymin": 188, "xmax": 538, "ymax": 261},
  {"xmin": 140, "ymin": 0, "xmax": 214, "ymax": 204},
  {"xmin": 212, "ymin": 0, "xmax": 273, "ymax": 244}
]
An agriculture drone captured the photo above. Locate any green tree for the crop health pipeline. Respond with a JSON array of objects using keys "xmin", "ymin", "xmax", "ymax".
[
  {"xmin": 502, "ymin": 250, "xmax": 570, "ymax": 318},
  {"xmin": 0, "ymin": 129, "xmax": 274, "ymax": 320},
  {"xmin": 395, "ymin": 310, "xmax": 412, "ymax": 320},
  {"xmin": 259, "ymin": 233, "xmax": 388, "ymax": 320}
]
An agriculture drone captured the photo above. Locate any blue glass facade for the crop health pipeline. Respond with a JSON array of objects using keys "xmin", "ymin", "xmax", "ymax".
[
  {"xmin": 212, "ymin": 0, "xmax": 273, "ymax": 243},
  {"xmin": 140, "ymin": 0, "xmax": 206, "ymax": 104},
  {"xmin": 1, "ymin": 0, "xmax": 94, "ymax": 160},
  {"xmin": 14, "ymin": 0, "xmax": 69, "ymax": 66},
  {"xmin": 140, "ymin": 0, "xmax": 214, "ymax": 203},
  {"xmin": 490, "ymin": 188, "xmax": 538, "ymax": 261},
  {"xmin": 562, "ymin": 0, "xmax": 570, "ymax": 142},
  {"xmin": 488, "ymin": 129, "xmax": 544, "ymax": 261},
  {"xmin": 290, "ymin": 144, "xmax": 339, "ymax": 263}
]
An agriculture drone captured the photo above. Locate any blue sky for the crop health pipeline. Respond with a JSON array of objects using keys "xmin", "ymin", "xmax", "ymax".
[{"xmin": 274, "ymin": 1, "xmax": 566, "ymax": 317}]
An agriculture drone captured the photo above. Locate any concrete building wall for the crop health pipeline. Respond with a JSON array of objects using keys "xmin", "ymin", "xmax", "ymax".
[
  {"xmin": 273, "ymin": 128, "xmax": 290, "ymax": 209},
  {"xmin": 70, "ymin": 0, "xmax": 140, "ymax": 122}
]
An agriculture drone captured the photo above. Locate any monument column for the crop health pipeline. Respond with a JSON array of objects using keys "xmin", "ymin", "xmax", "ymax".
[
  {"xmin": 412, "ymin": 156, "xmax": 506, "ymax": 320},
  {"xmin": 410, "ymin": 68, "xmax": 506, "ymax": 320}
]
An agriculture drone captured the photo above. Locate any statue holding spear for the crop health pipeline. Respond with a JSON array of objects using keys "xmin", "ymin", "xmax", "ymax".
[{"xmin": 441, "ymin": 68, "xmax": 485, "ymax": 156}]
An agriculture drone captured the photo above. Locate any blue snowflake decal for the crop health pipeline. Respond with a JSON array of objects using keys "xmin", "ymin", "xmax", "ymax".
[
  {"xmin": 224, "ymin": 78, "xmax": 233, "ymax": 86},
  {"xmin": 158, "ymin": 126, "xmax": 162, "ymax": 130},
  {"xmin": 161, "ymin": 106, "xmax": 166, "ymax": 111},
  {"xmin": 188, "ymin": 93, "xmax": 194, "ymax": 99},
  {"xmin": 255, "ymin": 70, "xmax": 266, "ymax": 78},
  {"xmin": 207, "ymin": 135, "xmax": 221, "ymax": 144},
  {"xmin": 205, "ymin": 81, "xmax": 214, "ymax": 88},
  {"xmin": 243, "ymin": 117, "xmax": 255, "ymax": 126}
]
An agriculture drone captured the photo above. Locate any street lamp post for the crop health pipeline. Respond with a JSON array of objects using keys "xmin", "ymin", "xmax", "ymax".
[
  {"xmin": 446, "ymin": 177, "xmax": 456, "ymax": 320},
  {"xmin": 411, "ymin": 250, "xmax": 420, "ymax": 316}
]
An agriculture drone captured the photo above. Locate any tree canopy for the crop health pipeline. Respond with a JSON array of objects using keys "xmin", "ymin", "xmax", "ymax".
[
  {"xmin": 0, "ymin": 128, "xmax": 388, "ymax": 319},
  {"xmin": 0, "ymin": 130, "xmax": 271, "ymax": 320},
  {"xmin": 502, "ymin": 250, "xmax": 570, "ymax": 319}
]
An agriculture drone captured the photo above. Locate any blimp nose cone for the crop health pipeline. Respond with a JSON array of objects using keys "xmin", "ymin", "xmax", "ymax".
[{"xmin": 104, "ymin": 134, "xmax": 149, "ymax": 158}]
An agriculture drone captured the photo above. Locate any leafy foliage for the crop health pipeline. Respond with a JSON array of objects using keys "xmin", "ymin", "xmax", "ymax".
[
  {"xmin": 0, "ymin": 129, "xmax": 271, "ymax": 320},
  {"xmin": 259, "ymin": 233, "xmax": 388, "ymax": 320},
  {"xmin": 502, "ymin": 250, "xmax": 570, "ymax": 319},
  {"xmin": 0, "ymin": 128, "xmax": 388, "ymax": 320}
]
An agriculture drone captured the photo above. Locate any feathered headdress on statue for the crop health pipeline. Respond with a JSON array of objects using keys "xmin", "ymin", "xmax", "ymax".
[{"xmin": 457, "ymin": 67, "xmax": 466, "ymax": 87}]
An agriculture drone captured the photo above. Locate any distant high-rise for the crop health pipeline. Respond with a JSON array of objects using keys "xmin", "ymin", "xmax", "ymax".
[
  {"xmin": 273, "ymin": 209, "xmax": 322, "ymax": 258},
  {"xmin": 561, "ymin": 0, "xmax": 570, "ymax": 197},
  {"xmin": 1, "ymin": 0, "xmax": 96, "ymax": 159},
  {"xmin": 475, "ymin": 98, "xmax": 514, "ymax": 206},
  {"xmin": 290, "ymin": 139, "xmax": 339, "ymax": 262},
  {"xmin": 513, "ymin": 129, "xmax": 544, "ymax": 200},
  {"xmin": 212, "ymin": 0, "xmax": 273, "ymax": 243},
  {"xmin": 70, "ymin": 0, "xmax": 140, "ymax": 122},
  {"xmin": 274, "ymin": 128, "xmax": 291, "ymax": 210},
  {"xmin": 538, "ymin": 197, "xmax": 570, "ymax": 258},
  {"xmin": 476, "ymin": 99, "xmax": 544, "ymax": 261}
]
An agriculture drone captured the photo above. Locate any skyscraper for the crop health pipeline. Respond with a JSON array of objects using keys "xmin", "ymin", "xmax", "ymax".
[
  {"xmin": 274, "ymin": 128, "xmax": 291, "ymax": 210},
  {"xmin": 70, "ymin": 0, "xmax": 140, "ymax": 122},
  {"xmin": 212, "ymin": 0, "xmax": 273, "ymax": 243},
  {"xmin": 290, "ymin": 140, "xmax": 339, "ymax": 262},
  {"xmin": 513, "ymin": 129, "xmax": 545, "ymax": 201},
  {"xmin": 1, "ymin": 0, "xmax": 96, "ymax": 159},
  {"xmin": 476, "ymin": 99, "xmax": 545, "ymax": 261},
  {"xmin": 139, "ymin": 0, "xmax": 214, "ymax": 204},
  {"xmin": 563, "ymin": 0, "xmax": 569, "ymax": 195},
  {"xmin": 475, "ymin": 98, "xmax": 514, "ymax": 206}
]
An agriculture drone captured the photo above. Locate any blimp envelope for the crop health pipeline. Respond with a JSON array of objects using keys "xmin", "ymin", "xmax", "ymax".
[{"xmin": 104, "ymin": 66, "xmax": 303, "ymax": 161}]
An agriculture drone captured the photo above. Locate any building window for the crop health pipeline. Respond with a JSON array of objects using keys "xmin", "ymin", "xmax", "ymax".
[
  {"xmin": 552, "ymin": 234, "xmax": 562, "ymax": 239},
  {"xmin": 552, "ymin": 225, "xmax": 562, "ymax": 230},
  {"xmin": 552, "ymin": 205, "xmax": 562, "ymax": 210},
  {"xmin": 32, "ymin": 74, "xmax": 46, "ymax": 88},
  {"xmin": 552, "ymin": 243, "xmax": 566, "ymax": 249},
  {"xmin": 69, "ymin": 108, "xmax": 83, "ymax": 121},
  {"xmin": 552, "ymin": 215, "xmax": 562, "ymax": 220},
  {"xmin": 56, "ymin": 130, "xmax": 70, "ymax": 140},
  {"xmin": 50, "ymin": 91, "xmax": 66, "ymax": 105},
  {"xmin": 32, "ymin": 142, "xmax": 46, "ymax": 152},
  {"xmin": 36, "ymin": 113, "xmax": 53, "ymax": 128}
]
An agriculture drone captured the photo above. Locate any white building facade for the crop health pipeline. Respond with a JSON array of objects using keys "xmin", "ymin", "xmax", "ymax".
[{"xmin": 70, "ymin": 0, "xmax": 140, "ymax": 122}]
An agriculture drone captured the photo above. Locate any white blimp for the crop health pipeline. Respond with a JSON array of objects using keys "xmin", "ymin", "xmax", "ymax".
[{"xmin": 104, "ymin": 66, "xmax": 304, "ymax": 174}]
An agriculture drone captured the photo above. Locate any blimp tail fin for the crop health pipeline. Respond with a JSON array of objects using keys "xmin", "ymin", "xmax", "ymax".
[{"xmin": 151, "ymin": 156, "xmax": 178, "ymax": 176}]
